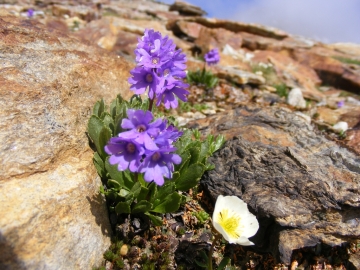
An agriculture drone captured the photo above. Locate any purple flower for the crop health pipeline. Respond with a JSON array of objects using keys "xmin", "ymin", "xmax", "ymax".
[
  {"xmin": 27, "ymin": 9, "xmax": 34, "ymax": 18},
  {"xmin": 118, "ymin": 109, "xmax": 163, "ymax": 150},
  {"xmin": 128, "ymin": 28, "xmax": 189, "ymax": 108},
  {"xmin": 139, "ymin": 147, "xmax": 181, "ymax": 186},
  {"xmin": 105, "ymin": 137, "xmax": 144, "ymax": 172},
  {"xmin": 128, "ymin": 67, "xmax": 164, "ymax": 99},
  {"xmin": 154, "ymin": 121, "xmax": 183, "ymax": 147},
  {"xmin": 337, "ymin": 100, "xmax": 345, "ymax": 108},
  {"xmin": 204, "ymin": 48, "xmax": 220, "ymax": 66},
  {"xmin": 156, "ymin": 81, "xmax": 189, "ymax": 109}
]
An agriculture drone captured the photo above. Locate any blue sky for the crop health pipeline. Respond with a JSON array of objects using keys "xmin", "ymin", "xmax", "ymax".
[{"xmin": 161, "ymin": 0, "xmax": 360, "ymax": 44}]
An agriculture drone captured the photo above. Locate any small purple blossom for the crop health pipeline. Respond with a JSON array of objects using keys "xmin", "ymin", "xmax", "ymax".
[
  {"xmin": 118, "ymin": 109, "xmax": 163, "ymax": 150},
  {"xmin": 128, "ymin": 67, "xmax": 164, "ymax": 99},
  {"xmin": 105, "ymin": 137, "xmax": 144, "ymax": 172},
  {"xmin": 156, "ymin": 81, "xmax": 189, "ymax": 109},
  {"xmin": 27, "ymin": 9, "xmax": 34, "ymax": 18},
  {"xmin": 204, "ymin": 48, "xmax": 220, "ymax": 66},
  {"xmin": 105, "ymin": 109, "xmax": 183, "ymax": 185},
  {"xmin": 128, "ymin": 28, "xmax": 188, "ymax": 109},
  {"xmin": 139, "ymin": 147, "xmax": 181, "ymax": 186},
  {"xmin": 337, "ymin": 100, "xmax": 345, "ymax": 108}
]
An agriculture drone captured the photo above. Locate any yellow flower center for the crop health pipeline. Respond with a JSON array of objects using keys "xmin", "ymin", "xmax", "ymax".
[{"xmin": 217, "ymin": 209, "xmax": 243, "ymax": 239}]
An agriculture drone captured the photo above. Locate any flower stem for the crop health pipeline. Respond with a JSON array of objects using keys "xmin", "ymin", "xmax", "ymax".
[
  {"xmin": 148, "ymin": 98, "xmax": 154, "ymax": 112},
  {"xmin": 134, "ymin": 172, "xmax": 138, "ymax": 183},
  {"xmin": 208, "ymin": 233, "xmax": 222, "ymax": 270}
]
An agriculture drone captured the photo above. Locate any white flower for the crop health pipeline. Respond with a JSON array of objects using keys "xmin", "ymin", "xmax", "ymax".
[{"xmin": 212, "ymin": 195, "xmax": 259, "ymax": 246}]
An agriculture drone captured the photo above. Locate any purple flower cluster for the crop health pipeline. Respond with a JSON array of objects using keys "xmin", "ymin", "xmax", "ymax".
[
  {"xmin": 128, "ymin": 29, "xmax": 189, "ymax": 109},
  {"xmin": 105, "ymin": 109, "xmax": 182, "ymax": 186},
  {"xmin": 204, "ymin": 48, "xmax": 220, "ymax": 66}
]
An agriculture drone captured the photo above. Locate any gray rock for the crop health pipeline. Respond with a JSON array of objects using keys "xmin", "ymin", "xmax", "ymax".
[{"xmin": 198, "ymin": 105, "xmax": 360, "ymax": 265}]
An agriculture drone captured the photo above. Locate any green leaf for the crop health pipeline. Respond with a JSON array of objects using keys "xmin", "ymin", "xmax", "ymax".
[
  {"xmin": 88, "ymin": 115, "xmax": 111, "ymax": 159},
  {"xmin": 151, "ymin": 192, "xmax": 181, "ymax": 213},
  {"xmin": 105, "ymin": 157, "xmax": 134, "ymax": 189},
  {"xmin": 155, "ymin": 182, "xmax": 175, "ymax": 202},
  {"xmin": 118, "ymin": 188, "xmax": 129, "ymax": 197},
  {"xmin": 147, "ymin": 182, "xmax": 158, "ymax": 203},
  {"xmin": 145, "ymin": 212, "xmax": 163, "ymax": 226},
  {"xmin": 212, "ymin": 134, "xmax": 225, "ymax": 154},
  {"xmin": 107, "ymin": 179, "xmax": 121, "ymax": 189},
  {"xmin": 174, "ymin": 151, "xmax": 191, "ymax": 173},
  {"xmin": 101, "ymin": 113, "xmax": 114, "ymax": 134},
  {"xmin": 218, "ymin": 257, "xmax": 231, "ymax": 270},
  {"xmin": 93, "ymin": 152, "xmax": 106, "ymax": 178},
  {"xmin": 175, "ymin": 163, "xmax": 206, "ymax": 191},
  {"xmin": 137, "ymin": 186, "xmax": 149, "ymax": 202},
  {"xmin": 130, "ymin": 181, "xmax": 142, "ymax": 198},
  {"xmin": 115, "ymin": 201, "xmax": 131, "ymax": 215},
  {"xmin": 93, "ymin": 99, "xmax": 105, "ymax": 117},
  {"xmin": 132, "ymin": 200, "xmax": 152, "ymax": 213},
  {"xmin": 189, "ymin": 147, "xmax": 200, "ymax": 164}
]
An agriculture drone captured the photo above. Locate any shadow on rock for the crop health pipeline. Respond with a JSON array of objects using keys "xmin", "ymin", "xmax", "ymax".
[
  {"xmin": 86, "ymin": 194, "xmax": 112, "ymax": 238},
  {"xmin": 0, "ymin": 231, "xmax": 26, "ymax": 270}
]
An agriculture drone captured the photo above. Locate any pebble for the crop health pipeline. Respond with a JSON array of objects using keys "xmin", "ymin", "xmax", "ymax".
[{"xmin": 287, "ymin": 88, "xmax": 306, "ymax": 109}]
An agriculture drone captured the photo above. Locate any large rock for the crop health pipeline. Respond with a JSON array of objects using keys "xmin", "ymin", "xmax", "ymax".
[
  {"xmin": 168, "ymin": 17, "xmax": 288, "ymax": 40},
  {"xmin": 169, "ymin": 1, "xmax": 207, "ymax": 17},
  {"xmin": 293, "ymin": 49, "xmax": 360, "ymax": 94},
  {"xmin": 0, "ymin": 16, "xmax": 134, "ymax": 269},
  {"xmin": 195, "ymin": 106, "xmax": 360, "ymax": 265}
]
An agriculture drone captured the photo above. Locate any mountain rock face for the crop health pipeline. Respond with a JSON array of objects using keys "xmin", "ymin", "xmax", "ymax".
[
  {"xmin": 0, "ymin": 0, "xmax": 359, "ymax": 268},
  {"xmin": 0, "ymin": 15, "xmax": 133, "ymax": 269}
]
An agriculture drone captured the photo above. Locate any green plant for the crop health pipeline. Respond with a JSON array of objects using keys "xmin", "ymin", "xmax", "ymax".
[
  {"xmin": 274, "ymin": 83, "xmax": 288, "ymax": 98},
  {"xmin": 187, "ymin": 68, "xmax": 219, "ymax": 89},
  {"xmin": 333, "ymin": 56, "xmax": 360, "ymax": 66},
  {"xmin": 87, "ymin": 96, "xmax": 225, "ymax": 225},
  {"xmin": 192, "ymin": 210, "xmax": 210, "ymax": 225},
  {"xmin": 178, "ymin": 101, "xmax": 209, "ymax": 114}
]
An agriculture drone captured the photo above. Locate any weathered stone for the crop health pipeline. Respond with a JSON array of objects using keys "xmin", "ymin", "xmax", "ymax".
[
  {"xmin": 169, "ymin": 17, "xmax": 288, "ymax": 40},
  {"xmin": 293, "ymin": 50, "xmax": 360, "ymax": 94},
  {"xmin": 214, "ymin": 66, "xmax": 265, "ymax": 85},
  {"xmin": 0, "ymin": 16, "xmax": 135, "ymax": 269},
  {"xmin": 169, "ymin": 1, "xmax": 206, "ymax": 17},
  {"xmin": 195, "ymin": 105, "xmax": 360, "ymax": 264},
  {"xmin": 252, "ymin": 51, "xmax": 324, "ymax": 101},
  {"xmin": 194, "ymin": 26, "xmax": 243, "ymax": 54},
  {"xmin": 287, "ymin": 88, "xmax": 306, "ymax": 108},
  {"xmin": 171, "ymin": 20, "xmax": 203, "ymax": 41},
  {"xmin": 241, "ymin": 32, "xmax": 316, "ymax": 52}
]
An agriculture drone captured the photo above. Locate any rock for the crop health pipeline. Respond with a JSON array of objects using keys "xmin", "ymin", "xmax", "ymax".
[
  {"xmin": 252, "ymin": 51, "xmax": 324, "ymax": 101},
  {"xmin": 170, "ymin": 20, "xmax": 203, "ymax": 41},
  {"xmin": 194, "ymin": 26, "xmax": 243, "ymax": 54},
  {"xmin": 0, "ymin": 16, "xmax": 134, "ymax": 269},
  {"xmin": 197, "ymin": 105, "xmax": 360, "ymax": 264},
  {"xmin": 169, "ymin": 1, "xmax": 207, "ymax": 17},
  {"xmin": 214, "ymin": 66, "xmax": 265, "ymax": 85},
  {"xmin": 287, "ymin": 88, "xmax": 307, "ymax": 108},
  {"xmin": 169, "ymin": 17, "xmax": 288, "ymax": 40},
  {"xmin": 293, "ymin": 50, "xmax": 360, "ymax": 94},
  {"xmin": 332, "ymin": 121, "xmax": 349, "ymax": 133},
  {"xmin": 241, "ymin": 32, "xmax": 316, "ymax": 52}
]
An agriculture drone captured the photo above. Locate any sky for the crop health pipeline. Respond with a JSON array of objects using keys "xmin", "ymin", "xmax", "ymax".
[{"xmin": 161, "ymin": 0, "xmax": 360, "ymax": 44}]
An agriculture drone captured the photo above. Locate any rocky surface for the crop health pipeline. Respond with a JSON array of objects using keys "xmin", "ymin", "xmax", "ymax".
[
  {"xmin": 0, "ymin": 0, "xmax": 359, "ymax": 268},
  {"xmin": 0, "ymin": 15, "xmax": 133, "ymax": 269},
  {"xmin": 196, "ymin": 105, "xmax": 360, "ymax": 265}
]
